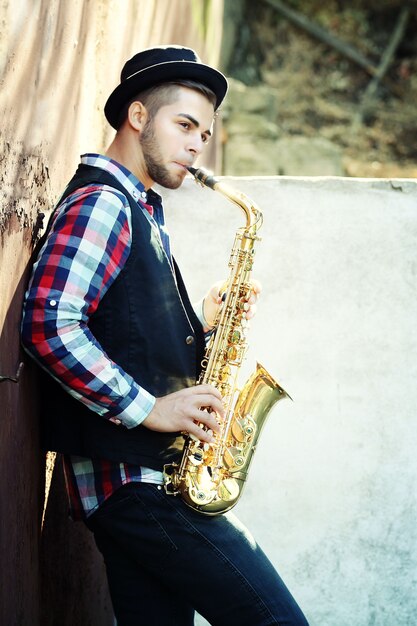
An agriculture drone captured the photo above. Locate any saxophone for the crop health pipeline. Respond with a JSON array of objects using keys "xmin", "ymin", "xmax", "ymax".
[{"xmin": 163, "ymin": 167, "xmax": 291, "ymax": 515}]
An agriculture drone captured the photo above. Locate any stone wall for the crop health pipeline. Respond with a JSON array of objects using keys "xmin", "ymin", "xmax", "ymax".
[
  {"xmin": 221, "ymin": 78, "xmax": 417, "ymax": 179},
  {"xmin": 222, "ymin": 78, "xmax": 345, "ymax": 176}
]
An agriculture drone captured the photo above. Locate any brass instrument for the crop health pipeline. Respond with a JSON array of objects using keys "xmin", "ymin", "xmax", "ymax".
[{"xmin": 163, "ymin": 167, "xmax": 290, "ymax": 515}]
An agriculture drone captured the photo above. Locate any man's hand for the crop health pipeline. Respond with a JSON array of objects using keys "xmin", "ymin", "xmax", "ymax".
[
  {"xmin": 203, "ymin": 279, "xmax": 262, "ymax": 329},
  {"xmin": 142, "ymin": 384, "xmax": 225, "ymax": 443}
]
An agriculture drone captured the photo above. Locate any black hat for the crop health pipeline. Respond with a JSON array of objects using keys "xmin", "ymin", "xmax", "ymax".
[{"xmin": 104, "ymin": 45, "xmax": 228, "ymax": 129}]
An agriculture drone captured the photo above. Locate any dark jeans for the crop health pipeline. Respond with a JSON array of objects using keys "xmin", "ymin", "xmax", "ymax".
[{"xmin": 86, "ymin": 482, "xmax": 309, "ymax": 626}]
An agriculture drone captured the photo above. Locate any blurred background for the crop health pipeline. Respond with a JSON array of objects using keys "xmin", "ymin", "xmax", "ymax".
[{"xmin": 220, "ymin": 0, "xmax": 417, "ymax": 178}]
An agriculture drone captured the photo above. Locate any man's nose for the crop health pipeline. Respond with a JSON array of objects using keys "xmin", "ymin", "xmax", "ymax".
[{"xmin": 187, "ymin": 133, "xmax": 205, "ymax": 157}]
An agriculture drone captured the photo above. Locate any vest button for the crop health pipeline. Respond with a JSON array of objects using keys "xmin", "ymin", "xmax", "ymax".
[{"xmin": 185, "ymin": 335, "xmax": 194, "ymax": 345}]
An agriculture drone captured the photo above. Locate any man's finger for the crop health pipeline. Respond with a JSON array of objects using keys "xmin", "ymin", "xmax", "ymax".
[
  {"xmin": 193, "ymin": 384, "xmax": 224, "ymax": 401},
  {"xmin": 187, "ymin": 421, "xmax": 215, "ymax": 443},
  {"xmin": 193, "ymin": 408, "xmax": 222, "ymax": 433},
  {"xmin": 191, "ymin": 395, "xmax": 225, "ymax": 421}
]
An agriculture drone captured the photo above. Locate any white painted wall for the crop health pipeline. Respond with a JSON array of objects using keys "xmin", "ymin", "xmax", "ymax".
[{"xmin": 163, "ymin": 175, "xmax": 417, "ymax": 626}]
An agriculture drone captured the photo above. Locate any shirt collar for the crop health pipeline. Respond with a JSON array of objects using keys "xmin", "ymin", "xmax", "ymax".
[{"xmin": 80, "ymin": 153, "xmax": 162, "ymax": 207}]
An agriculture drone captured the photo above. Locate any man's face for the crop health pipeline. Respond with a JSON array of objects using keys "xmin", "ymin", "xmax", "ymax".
[{"xmin": 139, "ymin": 87, "xmax": 215, "ymax": 189}]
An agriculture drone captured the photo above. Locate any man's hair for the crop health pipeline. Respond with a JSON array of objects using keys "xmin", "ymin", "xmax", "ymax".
[{"xmin": 116, "ymin": 80, "xmax": 217, "ymax": 130}]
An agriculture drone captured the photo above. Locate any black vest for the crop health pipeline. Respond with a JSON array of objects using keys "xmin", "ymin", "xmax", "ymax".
[{"xmin": 40, "ymin": 164, "xmax": 205, "ymax": 470}]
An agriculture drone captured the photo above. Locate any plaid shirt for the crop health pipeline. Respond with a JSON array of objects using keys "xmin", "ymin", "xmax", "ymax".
[{"xmin": 22, "ymin": 154, "xmax": 188, "ymax": 520}]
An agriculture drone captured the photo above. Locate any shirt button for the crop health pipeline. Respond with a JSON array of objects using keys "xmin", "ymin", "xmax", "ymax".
[
  {"xmin": 185, "ymin": 335, "xmax": 194, "ymax": 345},
  {"xmin": 50, "ymin": 300, "xmax": 57, "ymax": 307}
]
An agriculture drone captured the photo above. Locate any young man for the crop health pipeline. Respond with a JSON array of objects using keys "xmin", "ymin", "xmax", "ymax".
[{"xmin": 22, "ymin": 46, "xmax": 309, "ymax": 626}]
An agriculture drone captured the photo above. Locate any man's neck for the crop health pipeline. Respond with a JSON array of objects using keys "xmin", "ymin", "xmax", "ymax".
[{"xmin": 106, "ymin": 135, "xmax": 153, "ymax": 190}]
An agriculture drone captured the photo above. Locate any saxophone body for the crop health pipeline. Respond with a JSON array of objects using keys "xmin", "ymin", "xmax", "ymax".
[{"xmin": 163, "ymin": 167, "xmax": 290, "ymax": 515}]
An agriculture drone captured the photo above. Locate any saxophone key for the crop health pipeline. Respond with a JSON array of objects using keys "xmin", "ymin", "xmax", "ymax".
[
  {"xmin": 190, "ymin": 451, "xmax": 204, "ymax": 465},
  {"xmin": 223, "ymin": 446, "xmax": 247, "ymax": 470},
  {"xmin": 228, "ymin": 329, "xmax": 241, "ymax": 344},
  {"xmin": 223, "ymin": 447, "xmax": 234, "ymax": 469},
  {"xmin": 231, "ymin": 419, "xmax": 245, "ymax": 443},
  {"xmin": 218, "ymin": 365, "xmax": 231, "ymax": 382},
  {"xmin": 217, "ymin": 478, "xmax": 239, "ymax": 502},
  {"xmin": 241, "ymin": 414, "xmax": 256, "ymax": 439},
  {"xmin": 231, "ymin": 416, "xmax": 255, "ymax": 443}
]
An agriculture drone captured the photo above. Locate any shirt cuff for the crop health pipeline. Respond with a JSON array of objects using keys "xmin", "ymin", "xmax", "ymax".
[{"xmin": 110, "ymin": 386, "xmax": 156, "ymax": 429}]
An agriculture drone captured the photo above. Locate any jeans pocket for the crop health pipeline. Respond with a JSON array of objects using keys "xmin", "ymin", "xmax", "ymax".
[
  {"xmin": 85, "ymin": 491, "xmax": 134, "ymax": 531},
  {"xmin": 90, "ymin": 483, "xmax": 178, "ymax": 564},
  {"xmin": 130, "ymin": 485, "xmax": 179, "ymax": 558}
]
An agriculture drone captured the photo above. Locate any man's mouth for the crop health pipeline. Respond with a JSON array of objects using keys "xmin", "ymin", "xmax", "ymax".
[{"xmin": 174, "ymin": 161, "xmax": 193, "ymax": 171}]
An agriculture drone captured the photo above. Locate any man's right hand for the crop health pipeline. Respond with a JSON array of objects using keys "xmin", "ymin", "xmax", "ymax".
[{"xmin": 142, "ymin": 384, "xmax": 225, "ymax": 443}]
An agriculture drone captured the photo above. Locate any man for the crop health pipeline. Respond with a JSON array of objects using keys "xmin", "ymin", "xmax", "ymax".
[{"xmin": 22, "ymin": 46, "xmax": 308, "ymax": 626}]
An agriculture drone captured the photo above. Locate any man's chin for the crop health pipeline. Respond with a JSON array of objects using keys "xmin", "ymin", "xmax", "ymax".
[{"xmin": 158, "ymin": 172, "xmax": 186, "ymax": 190}]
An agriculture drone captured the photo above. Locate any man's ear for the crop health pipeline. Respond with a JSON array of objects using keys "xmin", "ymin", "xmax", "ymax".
[{"xmin": 127, "ymin": 101, "xmax": 148, "ymax": 132}]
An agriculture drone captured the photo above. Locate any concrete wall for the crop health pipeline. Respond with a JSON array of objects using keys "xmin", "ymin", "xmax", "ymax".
[
  {"xmin": 162, "ymin": 175, "xmax": 417, "ymax": 626},
  {"xmin": 0, "ymin": 1, "xmax": 223, "ymax": 624}
]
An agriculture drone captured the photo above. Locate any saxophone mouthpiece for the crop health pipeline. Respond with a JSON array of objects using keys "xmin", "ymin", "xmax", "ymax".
[{"xmin": 187, "ymin": 166, "xmax": 217, "ymax": 190}]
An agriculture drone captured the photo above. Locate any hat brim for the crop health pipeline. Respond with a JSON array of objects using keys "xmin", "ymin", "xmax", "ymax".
[{"xmin": 104, "ymin": 60, "xmax": 228, "ymax": 129}]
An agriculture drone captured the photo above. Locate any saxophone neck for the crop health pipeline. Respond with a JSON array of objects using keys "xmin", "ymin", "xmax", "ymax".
[{"xmin": 187, "ymin": 166, "xmax": 262, "ymax": 234}]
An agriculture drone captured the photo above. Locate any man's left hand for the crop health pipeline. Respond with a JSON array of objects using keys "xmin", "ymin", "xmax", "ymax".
[{"xmin": 202, "ymin": 279, "xmax": 262, "ymax": 330}]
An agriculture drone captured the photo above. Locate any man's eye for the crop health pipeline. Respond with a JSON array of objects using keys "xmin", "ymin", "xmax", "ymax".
[
  {"xmin": 179, "ymin": 122, "xmax": 190, "ymax": 129},
  {"xmin": 202, "ymin": 135, "xmax": 210, "ymax": 144}
]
